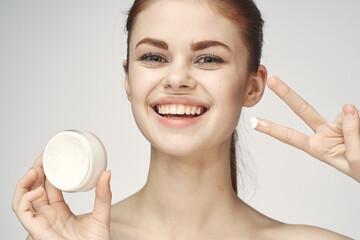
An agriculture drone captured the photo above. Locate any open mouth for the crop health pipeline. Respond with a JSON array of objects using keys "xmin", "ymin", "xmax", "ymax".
[{"xmin": 152, "ymin": 104, "xmax": 209, "ymax": 119}]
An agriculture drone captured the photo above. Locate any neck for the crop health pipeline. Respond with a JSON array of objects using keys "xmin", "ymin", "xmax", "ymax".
[{"xmin": 134, "ymin": 137, "xmax": 245, "ymax": 236}]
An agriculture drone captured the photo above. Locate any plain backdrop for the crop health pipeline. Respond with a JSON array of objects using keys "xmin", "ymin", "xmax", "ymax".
[{"xmin": 1, "ymin": 0, "xmax": 359, "ymax": 239}]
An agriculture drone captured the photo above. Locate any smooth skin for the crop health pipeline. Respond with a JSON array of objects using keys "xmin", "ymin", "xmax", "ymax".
[{"xmin": 13, "ymin": 0, "xmax": 358, "ymax": 239}]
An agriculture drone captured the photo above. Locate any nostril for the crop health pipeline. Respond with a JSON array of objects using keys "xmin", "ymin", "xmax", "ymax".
[{"xmin": 162, "ymin": 74, "xmax": 196, "ymax": 89}]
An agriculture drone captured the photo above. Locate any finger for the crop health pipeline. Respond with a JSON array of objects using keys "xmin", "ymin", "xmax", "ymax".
[
  {"xmin": 250, "ymin": 117, "xmax": 309, "ymax": 153},
  {"xmin": 267, "ymin": 76, "xmax": 326, "ymax": 132},
  {"xmin": 13, "ymin": 168, "xmax": 38, "ymax": 212},
  {"xmin": 31, "ymin": 152, "xmax": 45, "ymax": 190},
  {"xmin": 342, "ymin": 104, "xmax": 360, "ymax": 168},
  {"xmin": 44, "ymin": 177, "xmax": 65, "ymax": 205},
  {"xmin": 16, "ymin": 187, "xmax": 45, "ymax": 229},
  {"xmin": 31, "ymin": 152, "xmax": 47, "ymax": 210},
  {"xmin": 92, "ymin": 171, "xmax": 112, "ymax": 225},
  {"xmin": 31, "ymin": 185, "xmax": 49, "ymax": 212}
]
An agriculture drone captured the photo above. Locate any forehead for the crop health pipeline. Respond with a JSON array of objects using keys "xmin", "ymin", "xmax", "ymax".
[{"xmin": 130, "ymin": 0, "xmax": 245, "ymax": 51}]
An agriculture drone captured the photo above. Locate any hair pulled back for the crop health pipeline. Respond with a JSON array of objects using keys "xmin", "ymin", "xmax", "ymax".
[{"xmin": 125, "ymin": 0, "xmax": 264, "ymax": 194}]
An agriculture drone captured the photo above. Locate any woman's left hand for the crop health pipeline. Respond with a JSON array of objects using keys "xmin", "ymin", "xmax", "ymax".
[{"xmin": 252, "ymin": 76, "xmax": 360, "ymax": 183}]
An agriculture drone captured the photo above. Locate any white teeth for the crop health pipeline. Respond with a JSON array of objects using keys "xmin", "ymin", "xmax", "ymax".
[
  {"xmin": 156, "ymin": 104, "xmax": 206, "ymax": 115},
  {"xmin": 191, "ymin": 106, "xmax": 197, "ymax": 115},
  {"xmin": 196, "ymin": 107, "xmax": 201, "ymax": 115},
  {"xmin": 170, "ymin": 105, "xmax": 177, "ymax": 114},
  {"xmin": 177, "ymin": 105, "xmax": 185, "ymax": 114}
]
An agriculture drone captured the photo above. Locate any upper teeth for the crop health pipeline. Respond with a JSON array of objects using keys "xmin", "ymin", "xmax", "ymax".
[{"xmin": 156, "ymin": 104, "xmax": 205, "ymax": 115}]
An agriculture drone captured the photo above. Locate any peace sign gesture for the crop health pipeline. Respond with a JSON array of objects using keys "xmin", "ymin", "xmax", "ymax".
[{"xmin": 252, "ymin": 76, "xmax": 360, "ymax": 182}]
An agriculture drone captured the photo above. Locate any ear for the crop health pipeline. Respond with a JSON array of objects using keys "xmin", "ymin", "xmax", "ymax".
[
  {"xmin": 123, "ymin": 60, "xmax": 131, "ymax": 101},
  {"xmin": 243, "ymin": 65, "xmax": 267, "ymax": 107}
]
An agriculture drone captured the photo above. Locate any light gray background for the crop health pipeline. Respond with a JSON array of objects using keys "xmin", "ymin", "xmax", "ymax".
[{"xmin": 1, "ymin": 0, "xmax": 359, "ymax": 239}]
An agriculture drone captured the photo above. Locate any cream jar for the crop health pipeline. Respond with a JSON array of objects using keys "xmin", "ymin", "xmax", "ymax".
[{"xmin": 43, "ymin": 130, "xmax": 107, "ymax": 192}]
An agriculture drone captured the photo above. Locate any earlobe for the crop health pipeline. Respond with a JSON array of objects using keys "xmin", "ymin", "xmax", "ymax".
[
  {"xmin": 123, "ymin": 60, "xmax": 131, "ymax": 101},
  {"xmin": 243, "ymin": 65, "xmax": 267, "ymax": 107}
]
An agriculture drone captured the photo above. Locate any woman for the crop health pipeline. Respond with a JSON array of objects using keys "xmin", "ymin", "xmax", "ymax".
[{"xmin": 13, "ymin": 0, "xmax": 359, "ymax": 239}]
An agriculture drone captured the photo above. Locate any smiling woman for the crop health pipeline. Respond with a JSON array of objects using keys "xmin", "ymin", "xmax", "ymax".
[
  {"xmin": 123, "ymin": 0, "xmax": 266, "ymax": 198},
  {"xmin": 10, "ymin": 0, "xmax": 360, "ymax": 239}
]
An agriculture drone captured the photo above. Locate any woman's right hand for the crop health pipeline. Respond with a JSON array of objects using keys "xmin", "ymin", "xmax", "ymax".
[{"xmin": 12, "ymin": 152, "xmax": 112, "ymax": 240}]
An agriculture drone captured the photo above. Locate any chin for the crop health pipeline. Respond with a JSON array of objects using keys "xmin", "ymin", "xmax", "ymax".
[{"xmin": 151, "ymin": 141, "xmax": 205, "ymax": 159}]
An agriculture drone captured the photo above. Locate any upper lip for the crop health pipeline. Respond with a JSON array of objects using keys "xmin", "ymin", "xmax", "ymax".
[{"xmin": 150, "ymin": 96, "xmax": 210, "ymax": 109}]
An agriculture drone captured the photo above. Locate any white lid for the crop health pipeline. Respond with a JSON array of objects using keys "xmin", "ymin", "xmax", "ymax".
[{"xmin": 43, "ymin": 131, "xmax": 92, "ymax": 191}]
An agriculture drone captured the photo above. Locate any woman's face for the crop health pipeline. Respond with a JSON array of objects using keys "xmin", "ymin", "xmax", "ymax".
[{"xmin": 125, "ymin": 0, "xmax": 258, "ymax": 157}]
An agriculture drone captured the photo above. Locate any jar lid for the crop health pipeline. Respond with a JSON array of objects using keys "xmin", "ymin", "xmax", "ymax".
[{"xmin": 43, "ymin": 130, "xmax": 92, "ymax": 192}]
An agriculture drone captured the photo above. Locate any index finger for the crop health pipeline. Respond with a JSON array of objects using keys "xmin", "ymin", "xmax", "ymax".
[
  {"xmin": 12, "ymin": 168, "xmax": 37, "ymax": 212},
  {"xmin": 30, "ymin": 152, "xmax": 45, "ymax": 190},
  {"xmin": 267, "ymin": 76, "xmax": 326, "ymax": 132}
]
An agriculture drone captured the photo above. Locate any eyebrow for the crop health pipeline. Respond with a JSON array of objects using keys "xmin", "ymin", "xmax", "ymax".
[
  {"xmin": 135, "ymin": 38, "xmax": 231, "ymax": 53},
  {"xmin": 191, "ymin": 40, "xmax": 231, "ymax": 52},
  {"xmin": 135, "ymin": 38, "xmax": 168, "ymax": 50}
]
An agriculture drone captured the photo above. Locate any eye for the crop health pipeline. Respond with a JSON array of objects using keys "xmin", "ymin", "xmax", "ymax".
[
  {"xmin": 139, "ymin": 53, "xmax": 168, "ymax": 65},
  {"xmin": 195, "ymin": 55, "xmax": 224, "ymax": 65}
]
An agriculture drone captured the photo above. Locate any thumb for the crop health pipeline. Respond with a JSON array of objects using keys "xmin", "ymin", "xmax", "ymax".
[
  {"xmin": 92, "ymin": 170, "xmax": 112, "ymax": 225},
  {"xmin": 342, "ymin": 104, "xmax": 360, "ymax": 168}
]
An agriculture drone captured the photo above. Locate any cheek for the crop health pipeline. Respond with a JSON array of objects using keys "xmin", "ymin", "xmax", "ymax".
[
  {"xmin": 215, "ymin": 70, "xmax": 248, "ymax": 124},
  {"xmin": 216, "ymin": 84, "xmax": 244, "ymax": 122},
  {"xmin": 228, "ymin": 81, "xmax": 247, "ymax": 107},
  {"xmin": 198, "ymin": 68, "xmax": 247, "ymax": 107},
  {"xmin": 197, "ymin": 69, "xmax": 247, "ymax": 138},
  {"xmin": 127, "ymin": 70, "xmax": 153, "ymax": 128},
  {"xmin": 129, "ymin": 67, "xmax": 159, "ymax": 104}
]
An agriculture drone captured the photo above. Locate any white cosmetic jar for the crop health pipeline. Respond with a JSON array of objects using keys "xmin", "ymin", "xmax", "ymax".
[{"xmin": 43, "ymin": 130, "xmax": 107, "ymax": 192}]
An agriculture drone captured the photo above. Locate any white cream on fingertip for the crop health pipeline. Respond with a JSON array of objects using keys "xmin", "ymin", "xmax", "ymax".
[
  {"xmin": 249, "ymin": 117, "xmax": 259, "ymax": 129},
  {"xmin": 249, "ymin": 117, "xmax": 267, "ymax": 129}
]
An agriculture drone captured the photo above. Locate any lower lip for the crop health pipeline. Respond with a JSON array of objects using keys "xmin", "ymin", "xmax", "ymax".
[{"xmin": 152, "ymin": 108, "xmax": 206, "ymax": 128}]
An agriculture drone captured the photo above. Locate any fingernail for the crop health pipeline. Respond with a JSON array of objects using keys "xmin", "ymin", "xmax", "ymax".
[{"xmin": 343, "ymin": 104, "xmax": 355, "ymax": 117}]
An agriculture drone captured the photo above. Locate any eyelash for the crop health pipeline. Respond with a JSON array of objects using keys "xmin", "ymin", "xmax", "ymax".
[
  {"xmin": 195, "ymin": 54, "xmax": 224, "ymax": 65},
  {"xmin": 138, "ymin": 53, "xmax": 225, "ymax": 66},
  {"xmin": 139, "ymin": 53, "xmax": 168, "ymax": 64}
]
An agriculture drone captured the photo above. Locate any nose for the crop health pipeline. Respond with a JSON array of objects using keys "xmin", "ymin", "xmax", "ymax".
[{"xmin": 162, "ymin": 59, "xmax": 196, "ymax": 90}]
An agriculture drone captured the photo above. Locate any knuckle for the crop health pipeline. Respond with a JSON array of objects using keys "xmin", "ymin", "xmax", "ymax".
[
  {"xmin": 12, "ymin": 204, "xmax": 17, "ymax": 213},
  {"xmin": 305, "ymin": 139, "xmax": 312, "ymax": 154},
  {"xmin": 285, "ymin": 129, "xmax": 295, "ymax": 143},
  {"xmin": 267, "ymin": 122, "xmax": 273, "ymax": 135},
  {"xmin": 281, "ymin": 85, "xmax": 291, "ymax": 99},
  {"xmin": 14, "ymin": 205, "xmax": 21, "ymax": 217},
  {"xmin": 16, "ymin": 176, "xmax": 26, "ymax": 187},
  {"xmin": 297, "ymin": 101, "xmax": 309, "ymax": 115},
  {"xmin": 342, "ymin": 125, "xmax": 356, "ymax": 137},
  {"xmin": 15, "ymin": 181, "xmax": 22, "ymax": 190}
]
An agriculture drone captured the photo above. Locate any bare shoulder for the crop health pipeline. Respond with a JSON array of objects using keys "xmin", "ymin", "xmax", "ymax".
[
  {"xmin": 261, "ymin": 223, "xmax": 352, "ymax": 240},
  {"xmin": 236, "ymin": 203, "xmax": 351, "ymax": 240}
]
